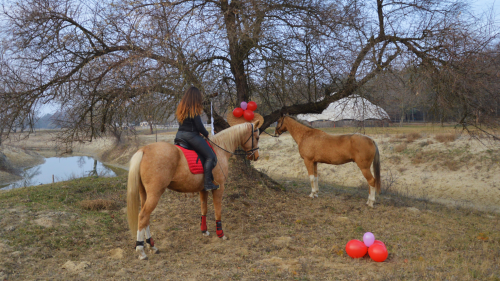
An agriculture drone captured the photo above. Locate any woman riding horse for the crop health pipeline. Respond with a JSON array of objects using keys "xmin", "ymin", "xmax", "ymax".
[{"xmin": 175, "ymin": 86, "xmax": 219, "ymax": 191}]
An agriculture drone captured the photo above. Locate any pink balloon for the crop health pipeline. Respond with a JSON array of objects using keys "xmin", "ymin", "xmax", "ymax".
[
  {"xmin": 363, "ymin": 232, "xmax": 375, "ymax": 247},
  {"xmin": 240, "ymin": 101, "xmax": 247, "ymax": 110}
]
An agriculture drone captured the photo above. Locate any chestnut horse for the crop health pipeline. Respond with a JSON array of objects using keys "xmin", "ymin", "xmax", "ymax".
[
  {"xmin": 127, "ymin": 121, "xmax": 260, "ymax": 260},
  {"xmin": 274, "ymin": 115, "xmax": 380, "ymax": 207}
]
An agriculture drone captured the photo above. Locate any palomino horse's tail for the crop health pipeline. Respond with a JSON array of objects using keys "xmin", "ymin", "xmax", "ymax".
[
  {"xmin": 373, "ymin": 141, "xmax": 381, "ymax": 193},
  {"xmin": 127, "ymin": 150, "xmax": 144, "ymax": 238}
]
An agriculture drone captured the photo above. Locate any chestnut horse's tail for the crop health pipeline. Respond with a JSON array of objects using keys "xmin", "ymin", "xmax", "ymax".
[
  {"xmin": 373, "ymin": 141, "xmax": 381, "ymax": 193},
  {"xmin": 127, "ymin": 149, "xmax": 144, "ymax": 238}
]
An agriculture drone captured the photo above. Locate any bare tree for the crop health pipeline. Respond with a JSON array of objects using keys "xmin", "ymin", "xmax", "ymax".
[{"xmin": 0, "ymin": 0, "xmax": 498, "ymax": 144}]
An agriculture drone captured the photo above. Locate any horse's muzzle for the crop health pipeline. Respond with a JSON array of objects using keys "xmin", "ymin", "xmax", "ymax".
[{"xmin": 247, "ymin": 151, "xmax": 259, "ymax": 161}]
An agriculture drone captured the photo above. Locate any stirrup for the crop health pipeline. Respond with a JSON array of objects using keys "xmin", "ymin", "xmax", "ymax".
[{"xmin": 204, "ymin": 183, "xmax": 219, "ymax": 191}]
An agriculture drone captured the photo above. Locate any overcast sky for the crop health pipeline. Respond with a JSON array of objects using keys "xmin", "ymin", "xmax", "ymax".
[{"xmin": 31, "ymin": 0, "xmax": 499, "ymax": 115}]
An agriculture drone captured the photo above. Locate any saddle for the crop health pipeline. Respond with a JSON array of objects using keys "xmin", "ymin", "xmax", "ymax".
[{"xmin": 174, "ymin": 138, "xmax": 217, "ymax": 174}]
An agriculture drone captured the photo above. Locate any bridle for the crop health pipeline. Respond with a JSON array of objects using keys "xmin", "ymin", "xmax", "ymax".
[
  {"xmin": 274, "ymin": 116, "xmax": 286, "ymax": 136},
  {"xmin": 242, "ymin": 123, "xmax": 260, "ymax": 158},
  {"xmin": 206, "ymin": 123, "xmax": 259, "ymax": 158}
]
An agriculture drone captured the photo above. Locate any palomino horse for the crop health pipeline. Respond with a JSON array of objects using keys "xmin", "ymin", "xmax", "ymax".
[
  {"xmin": 127, "ymin": 121, "xmax": 260, "ymax": 260},
  {"xmin": 274, "ymin": 115, "xmax": 380, "ymax": 207}
]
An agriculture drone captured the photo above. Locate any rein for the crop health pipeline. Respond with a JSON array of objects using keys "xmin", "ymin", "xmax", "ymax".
[
  {"xmin": 205, "ymin": 124, "xmax": 259, "ymax": 157},
  {"xmin": 262, "ymin": 130, "xmax": 279, "ymax": 137}
]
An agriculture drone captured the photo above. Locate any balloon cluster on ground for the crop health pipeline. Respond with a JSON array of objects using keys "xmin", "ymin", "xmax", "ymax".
[
  {"xmin": 345, "ymin": 232, "xmax": 388, "ymax": 262},
  {"xmin": 233, "ymin": 101, "xmax": 258, "ymax": 121}
]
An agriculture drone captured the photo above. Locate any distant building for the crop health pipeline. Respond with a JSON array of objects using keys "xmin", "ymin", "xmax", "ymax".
[{"xmin": 297, "ymin": 94, "xmax": 390, "ymax": 127}]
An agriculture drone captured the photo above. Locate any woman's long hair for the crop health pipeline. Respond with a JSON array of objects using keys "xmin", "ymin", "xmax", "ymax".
[{"xmin": 176, "ymin": 86, "xmax": 203, "ymax": 124}]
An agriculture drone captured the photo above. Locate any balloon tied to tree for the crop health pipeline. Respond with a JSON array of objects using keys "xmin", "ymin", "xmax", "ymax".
[{"xmin": 228, "ymin": 101, "xmax": 263, "ymax": 128}]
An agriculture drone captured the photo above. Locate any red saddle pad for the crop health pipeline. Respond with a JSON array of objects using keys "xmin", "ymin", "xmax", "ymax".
[{"xmin": 175, "ymin": 142, "xmax": 214, "ymax": 174}]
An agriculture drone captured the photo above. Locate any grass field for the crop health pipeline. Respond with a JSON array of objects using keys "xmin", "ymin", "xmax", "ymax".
[{"xmin": 1, "ymin": 168, "xmax": 499, "ymax": 280}]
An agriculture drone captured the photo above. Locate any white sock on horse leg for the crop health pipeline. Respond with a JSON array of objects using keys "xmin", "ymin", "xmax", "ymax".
[
  {"xmin": 309, "ymin": 175, "xmax": 316, "ymax": 198},
  {"xmin": 369, "ymin": 186, "xmax": 376, "ymax": 202},
  {"xmin": 312, "ymin": 176, "xmax": 318, "ymax": 197},
  {"xmin": 366, "ymin": 185, "xmax": 376, "ymax": 207},
  {"xmin": 136, "ymin": 228, "xmax": 148, "ymax": 260},
  {"xmin": 137, "ymin": 228, "xmax": 146, "ymax": 242},
  {"xmin": 144, "ymin": 225, "xmax": 159, "ymax": 253}
]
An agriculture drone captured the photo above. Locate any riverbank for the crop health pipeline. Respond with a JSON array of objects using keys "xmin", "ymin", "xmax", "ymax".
[{"xmin": 0, "ymin": 145, "xmax": 45, "ymax": 184}]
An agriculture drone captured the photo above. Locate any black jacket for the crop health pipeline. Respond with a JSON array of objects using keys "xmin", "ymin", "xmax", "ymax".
[{"xmin": 178, "ymin": 115, "xmax": 209, "ymax": 138}]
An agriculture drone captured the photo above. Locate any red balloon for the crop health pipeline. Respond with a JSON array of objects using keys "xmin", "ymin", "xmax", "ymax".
[
  {"xmin": 247, "ymin": 101, "xmax": 257, "ymax": 111},
  {"xmin": 345, "ymin": 239, "xmax": 367, "ymax": 259},
  {"xmin": 233, "ymin": 107, "xmax": 244, "ymax": 118},
  {"xmin": 373, "ymin": 240, "xmax": 386, "ymax": 247},
  {"xmin": 368, "ymin": 243, "xmax": 388, "ymax": 262},
  {"xmin": 243, "ymin": 110, "xmax": 254, "ymax": 121}
]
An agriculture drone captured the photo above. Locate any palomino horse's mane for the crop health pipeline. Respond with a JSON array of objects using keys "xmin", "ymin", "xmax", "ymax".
[{"xmin": 211, "ymin": 122, "xmax": 256, "ymax": 153}]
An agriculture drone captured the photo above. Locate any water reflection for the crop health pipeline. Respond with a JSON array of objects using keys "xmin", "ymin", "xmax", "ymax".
[{"xmin": 1, "ymin": 156, "xmax": 117, "ymax": 190}]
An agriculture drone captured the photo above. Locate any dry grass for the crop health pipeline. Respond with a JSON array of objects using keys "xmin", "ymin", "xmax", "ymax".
[
  {"xmin": 443, "ymin": 159, "xmax": 461, "ymax": 171},
  {"xmin": 394, "ymin": 143, "xmax": 407, "ymax": 153},
  {"xmin": 2, "ymin": 174, "xmax": 500, "ymax": 280},
  {"xmin": 435, "ymin": 132, "xmax": 458, "ymax": 143},
  {"xmin": 79, "ymin": 199, "xmax": 117, "ymax": 210},
  {"xmin": 411, "ymin": 152, "xmax": 425, "ymax": 165},
  {"xmin": 406, "ymin": 132, "xmax": 422, "ymax": 143}
]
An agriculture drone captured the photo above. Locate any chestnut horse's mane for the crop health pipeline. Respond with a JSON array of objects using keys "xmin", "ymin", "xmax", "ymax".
[
  {"xmin": 211, "ymin": 123, "xmax": 256, "ymax": 153},
  {"xmin": 285, "ymin": 115, "xmax": 314, "ymax": 129}
]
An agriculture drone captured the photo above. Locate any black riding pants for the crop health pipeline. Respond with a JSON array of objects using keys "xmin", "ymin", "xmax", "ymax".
[{"xmin": 175, "ymin": 131, "xmax": 217, "ymax": 181}]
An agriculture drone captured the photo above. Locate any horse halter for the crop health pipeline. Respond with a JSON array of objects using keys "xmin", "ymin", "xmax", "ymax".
[
  {"xmin": 275, "ymin": 117, "xmax": 286, "ymax": 136},
  {"xmin": 243, "ymin": 123, "xmax": 260, "ymax": 157}
]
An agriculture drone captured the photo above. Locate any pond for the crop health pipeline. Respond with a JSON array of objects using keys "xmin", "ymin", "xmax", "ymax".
[{"xmin": 0, "ymin": 156, "xmax": 117, "ymax": 190}]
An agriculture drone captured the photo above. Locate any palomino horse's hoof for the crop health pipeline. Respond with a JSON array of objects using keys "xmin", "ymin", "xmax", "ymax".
[
  {"xmin": 366, "ymin": 200, "xmax": 374, "ymax": 208},
  {"xmin": 136, "ymin": 246, "xmax": 148, "ymax": 260},
  {"xmin": 309, "ymin": 193, "xmax": 318, "ymax": 198},
  {"xmin": 221, "ymin": 235, "xmax": 228, "ymax": 240},
  {"xmin": 150, "ymin": 246, "xmax": 159, "ymax": 254},
  {"xmin": 203, "ymin": 230, "xmax": 210, "ymax": 237}
]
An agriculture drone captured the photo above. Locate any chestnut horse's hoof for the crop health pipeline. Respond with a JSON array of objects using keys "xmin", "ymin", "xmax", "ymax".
[
  {"xmin": 309, "ymin": 192, "xmax": 318, "ymax": 198},
  {"xmin": 366, "ymin": 200, "xmax": 374, "ymax": 208}
]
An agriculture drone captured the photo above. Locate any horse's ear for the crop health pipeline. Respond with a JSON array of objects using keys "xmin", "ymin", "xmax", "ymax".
[
  {"xmin": 253, "ymin": 119, "xmax": 261, "ymax": 128},
  {"xmin": 280, "ymin": 112, "xmax": 284, "ymax": 117}
]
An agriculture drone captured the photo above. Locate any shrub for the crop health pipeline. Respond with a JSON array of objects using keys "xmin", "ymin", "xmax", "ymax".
[
  {"xmin": 443, "ymin": 159, "xmax": 460, "ymax": 171},
  {"xmin": 407, "ymin": 132, "xmax": 422, "ymax": 143},
  {"xmin": 411, "ymin": 152, "xmax": 425, "ymax": 165},
  {"xmin": 435, "ymin": 133, "xmax": 457, "ymax": 143},
  {"xmin": 394, "ymin": 143, "xmax": 407, "ymax": 153}
]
